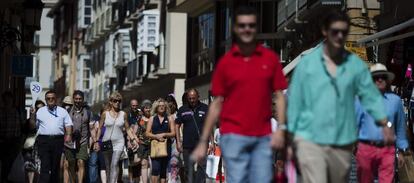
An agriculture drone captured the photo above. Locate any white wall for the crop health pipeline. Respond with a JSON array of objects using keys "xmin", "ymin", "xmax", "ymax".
[{"xmin": 165, "ymin": 12, "xmax": 187, "ymax": 74}]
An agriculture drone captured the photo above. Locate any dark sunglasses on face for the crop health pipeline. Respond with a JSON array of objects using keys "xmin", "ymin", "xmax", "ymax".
[
  {"xmin": 373, "ymin": 75, "xmax": 388, "ymax": 81},
  {"xmin": 46, "ymin": 97, "xmax": 55, "ymax": 101},
  {"xmin": 237, "ymin": 23, "xmax": 257, "ymax": 29},
  {"xmin": 111, "ymin": 99, "xmax": 121, "ymax": 103},
  {"xmin": 329, "ymin": 28, "xmax": 349, "ymax": 36}
]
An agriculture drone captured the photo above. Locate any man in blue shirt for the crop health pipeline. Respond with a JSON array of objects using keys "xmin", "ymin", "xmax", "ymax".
[{"xmin": 356, "ymin": 63, "xmax": 408, "ymax": 183}]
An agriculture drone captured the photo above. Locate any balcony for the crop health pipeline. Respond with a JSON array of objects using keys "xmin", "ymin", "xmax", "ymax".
[{"xmin": 168, "ymin": 0, "xmax": 213, "ymax": 16}]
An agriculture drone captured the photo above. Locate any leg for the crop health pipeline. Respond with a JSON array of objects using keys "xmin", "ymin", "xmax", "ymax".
[
  {"xmin": 141, "ymin": 159, "xmax": 149, "ymax": 183},
  {"xmin": 88, "ymin": 151, "xmax": 99, "ymax": 183},
  {"xmin": 220, "ymin": 134, "xmax": 254, "ymax": 183},
  {"xmin": 100, "ymin": 170, "xmax": 108, "ymax": 183},
  {"xmin": 50, "ymin": 138, "xmax": 64, "ymax": 183},
  {"xmin": 64, "ymin": 148, "xmax": 76, "ymax": 183},
  {"xmin": 109, "ymin": 150, "xmax": 123, "ymax": 183},
  {"xmin": 102, "ymin": 150, "xmax": 113, "ymax": 183},
  {"xmin": 76, "ymin": 144, "xmax": 89, "ymax": 183},
  {"xmin": 159, "ymin": 158, "xmax": 168, "ymax": 183},
  {"xmin": 183, "ymin": 149, "xmax": 194, "ymax": 182},
  {"xmin": 356, "ymin": 143, "xmax": 376, "ymax": 183},
  {"xmin": 248, "ymin": 136, "xmax": 273, "ymax": 183},
  {"xmin": 63, "ymin": 159, "xmax": 70, "ymax": 183},
  {"xmin": 77, "ymin": 159, "xmax": 85, "ymax": 183},
  {"xmin": 196, "ymin": 157, "xmax": 207, "ymax": 183},
  {"xmin": 37, "ymin": 137, "xmax": 52, "ymax": 183},
  {"xmin": 326, "ymin": 144, "xmax": 353, "ymax": 183},
  {"xmin": 152, "ymin": 158, "xmax": 162, "ymax": 183},
  {"xmin": 378, "ymin": 146, "xmax": 395, "ymax": 183},
  {"xmin": 294, "ymin": 137, "xmax": 328, "ymax": 183}
]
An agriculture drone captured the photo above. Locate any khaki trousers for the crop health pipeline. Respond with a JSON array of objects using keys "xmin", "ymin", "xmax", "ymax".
[{"xmin": 294, "ymin": 137, "xmax": 353, "ymax": 183}]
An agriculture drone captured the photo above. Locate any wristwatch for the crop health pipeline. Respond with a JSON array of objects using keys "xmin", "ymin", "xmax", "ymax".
[
  {"xmin": 385, "ymin": 121, "xmax": 393, "ymax": 128},
  {"xmin": 278, "ymin": 124, "xmax": 287, "ymax": 131}
]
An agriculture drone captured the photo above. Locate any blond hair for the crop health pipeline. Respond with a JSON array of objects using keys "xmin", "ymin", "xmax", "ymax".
[
  {"xmin": 151, "ymin": 98, "xmax": 170, "ymax": 116},
  {"xmin": 105, "ymin": 91, "xmax": 123, "ymax": 110}
]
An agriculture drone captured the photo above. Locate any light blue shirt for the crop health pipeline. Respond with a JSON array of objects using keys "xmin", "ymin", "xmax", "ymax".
[
  {"xmin": 36, "ymin": 106, "xmax": 73, "ymax": 135},
  {"xmin": 287, "ymin": 43, "xmax": 386, "ymax": 145},
  {"xmin": 356, "ymin": 93, "xmax": 409, "ymax": 149}
]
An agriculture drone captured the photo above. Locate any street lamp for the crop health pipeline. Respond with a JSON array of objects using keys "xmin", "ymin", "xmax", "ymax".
[{"xmin": 23, "ymin": 0, "xmax": 44, "ymax": 30}]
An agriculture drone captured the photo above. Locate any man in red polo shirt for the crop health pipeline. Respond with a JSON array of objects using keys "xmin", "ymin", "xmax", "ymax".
[{"xmin": 192, "ymin": 6, "xmax": 288, "ymax": 183}]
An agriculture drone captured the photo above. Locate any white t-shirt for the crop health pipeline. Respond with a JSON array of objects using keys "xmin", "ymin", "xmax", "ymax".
[{"xmin": 36, "ymin": 106, "xmax": 73, "ymax": 135}]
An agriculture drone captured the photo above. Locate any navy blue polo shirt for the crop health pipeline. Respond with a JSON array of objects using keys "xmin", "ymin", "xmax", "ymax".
[{"xmin": 176, "ymin": 102, "xmax": 209, "ymax": 149}]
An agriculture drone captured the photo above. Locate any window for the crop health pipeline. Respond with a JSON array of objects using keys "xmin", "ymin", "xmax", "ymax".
[
  {"xmin": 148, "ymin": 43, "xmax": 155, "ymax": 48},
  {"xmin": 85, "ymin": 0, "xmax": 92, "ymax": 5},
  {"xmin": 148, "ymin": 23, "xmax": 156, "ymax": 28},
  {"xmin": 148, "ymin": 16, "xmax": 156, "ymax": 21},
  {"xmin": 148, "ymin": 29, "xmax": 156, "ymax": 35},
  {"xmin": 84, "ymin": 17, "xmax": 91, "ymax": 25},
  {"xmin": 85, "ymin": 7, "xmax": 91, "ymax": 15},
  {"xmin": 148, "ymin": 37, "xmax": 155, "ymax": 42}
]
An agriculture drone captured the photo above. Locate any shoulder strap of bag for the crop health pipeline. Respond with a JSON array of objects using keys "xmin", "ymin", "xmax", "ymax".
[
  {"xmin": 106, "ymin": 111, "xmax": 118, "ymax": 140},
  {"xmin": 190, "ymin": 107, "xmax": 201, "ymax": 137}
]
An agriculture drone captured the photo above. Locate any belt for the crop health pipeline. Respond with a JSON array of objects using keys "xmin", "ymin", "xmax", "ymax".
[
  {"xmin": 38, "ymin": 135, "xmax": 64, "ymax": 139},
  {"xmin": 359, "ymin": 140, "xmax": 386, "ymax": 147}
]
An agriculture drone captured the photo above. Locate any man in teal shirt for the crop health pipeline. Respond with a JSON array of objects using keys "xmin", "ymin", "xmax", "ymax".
[{"xmin": 287, "ymin": 10, "xmax": 395, "ymax": 183}]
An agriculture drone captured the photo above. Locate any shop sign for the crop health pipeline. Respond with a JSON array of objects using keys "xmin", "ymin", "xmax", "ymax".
[{"xmin": 345, "ymin": 42, "xmax": 368, "ymax": 61}]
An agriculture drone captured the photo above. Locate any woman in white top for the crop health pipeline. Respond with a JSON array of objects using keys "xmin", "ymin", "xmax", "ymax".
[{"xmin": 96, "ymin": 92, "xmax": 139, "ymax": 183}]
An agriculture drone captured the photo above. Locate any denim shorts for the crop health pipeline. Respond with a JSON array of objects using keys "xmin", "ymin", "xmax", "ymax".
[{"xmin": 220, "ymin": 134, "xmax": 273, "ymax": 183}]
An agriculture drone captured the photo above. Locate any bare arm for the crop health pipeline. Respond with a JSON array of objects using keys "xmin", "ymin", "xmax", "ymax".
[
  {"xmin": 175, "ymin": 123, "xmax": 182, "ymax": 144},
  {"xmin": 145, "ymin": 116, "xmax": 161, "ymax": 140},
  {"xmin": 96, "ymin": 112, "xmax": 106, "ymax": 142},
  {"xmin": 163, "ymin": 116, "xmax": 176, "ymax": 138},
  {"xmin": 199, "ymin": 97, "xmax": 223, "ymax": 144},
  {"xmin": 29, "ymin": 108, "xmax": 37, "ymax": 130},
  {"xmin": 123, "ymin": 112, "xmax": 138, "ymax": 142},
  {"xmin": 274, "ymin": 90, "xmax": 286, "ymax": 125}
]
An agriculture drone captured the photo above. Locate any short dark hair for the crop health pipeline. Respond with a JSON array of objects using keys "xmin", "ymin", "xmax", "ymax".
[
  {"xmin": 73, "ymin": 90, "xmax": 84, "ymax": 98},
  {"xmin": 322, "ymin": 10, "xmax": 350, "ymax": 30},
  {"xmin": 45, "ymin": 90, "xmax": 56, "ymax": 97},
  {"xmin": 233, "ymin": 6, "xmax": 257, "ymax": 22}
]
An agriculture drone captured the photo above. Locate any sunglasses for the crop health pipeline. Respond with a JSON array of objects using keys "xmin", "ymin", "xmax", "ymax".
[
  {"xmin": 329, "ymin": 28, "xmax": 349, "ymax": 36},
  {"xmin": 373, "ymin": 75, "xmax": 388, "ymax": 81},
  {"xmin": 111, "ymin": 99, "xmax": 121, "ymax": 103},
  {"xmin": 237, "ymin": 23, "xmax": 257, "ymax": 29},
  {"xmin": 46, "ymin": 97, "xmax": 55, "ymax": 101}
]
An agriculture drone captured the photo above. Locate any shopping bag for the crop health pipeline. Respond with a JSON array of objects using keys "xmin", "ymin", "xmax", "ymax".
[
  {"xmin": 399, "ymin": 152, "xmax": 414, "ymax": 183},
  {"xmin": 206, "ymin": 154, "xmax": 220, "ymax": 179}
]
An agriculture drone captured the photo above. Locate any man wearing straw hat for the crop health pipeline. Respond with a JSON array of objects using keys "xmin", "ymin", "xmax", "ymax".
[{"xmin": 355, "ymin": 63, "xmax": 409, "ymax": 183}]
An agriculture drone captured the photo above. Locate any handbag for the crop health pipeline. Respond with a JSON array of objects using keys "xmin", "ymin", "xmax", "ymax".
[
  {"xmin": 398, "ymin": 151, "xmax": 414, "ymax": 183},
  {"xmin": 150, "ymin": 140, "xmax": 168, "ymax": 158},
  {"xmin": 102, "ymin": 111, "xmax": 118, "ymax": 152}
]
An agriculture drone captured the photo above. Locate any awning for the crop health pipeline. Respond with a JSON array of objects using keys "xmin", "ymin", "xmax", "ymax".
[{"xmin": 357, "ymin": 17, "xmax": 414, "ymax": 47}]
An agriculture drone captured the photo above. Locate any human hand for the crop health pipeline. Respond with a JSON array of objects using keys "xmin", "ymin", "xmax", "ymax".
[
  {"xmin": 191, "ymin": 142, "xmax": 208, "ymax": 163},
  {"xmin": 156, "ymin": 134, "xmax": 165, "ymax": 142},
  {"xmin": 176, "ymin": 141, "xmax": 183, "ymax": 153},
  {"xmin": 382, "ymin": 127, "xmax": 395, "ymax": 146},
  {"xmin": 398, "ymin": 152, "xmax": 406, "ymax": 168},
  {"xmin": 93, "ymin": 142, "xmax": 100, "ymax": 151},
  {"xmin": 270, "ymin": 130, "xmax": 285, "ymax": 150}
]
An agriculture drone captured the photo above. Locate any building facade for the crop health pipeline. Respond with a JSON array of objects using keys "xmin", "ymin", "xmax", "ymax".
[
  {"xmin": 25, "ymin": 0, "xmax": 57, "ymax": 116},
  {"xmin": 0, "ymin": 0, "xmax": 44, "ymax": 108}
]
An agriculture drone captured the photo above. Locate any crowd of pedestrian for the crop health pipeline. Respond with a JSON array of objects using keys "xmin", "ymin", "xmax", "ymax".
[{"xmin": 1, "ymin": 5, "xmax": 413, "ymax": 183}]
